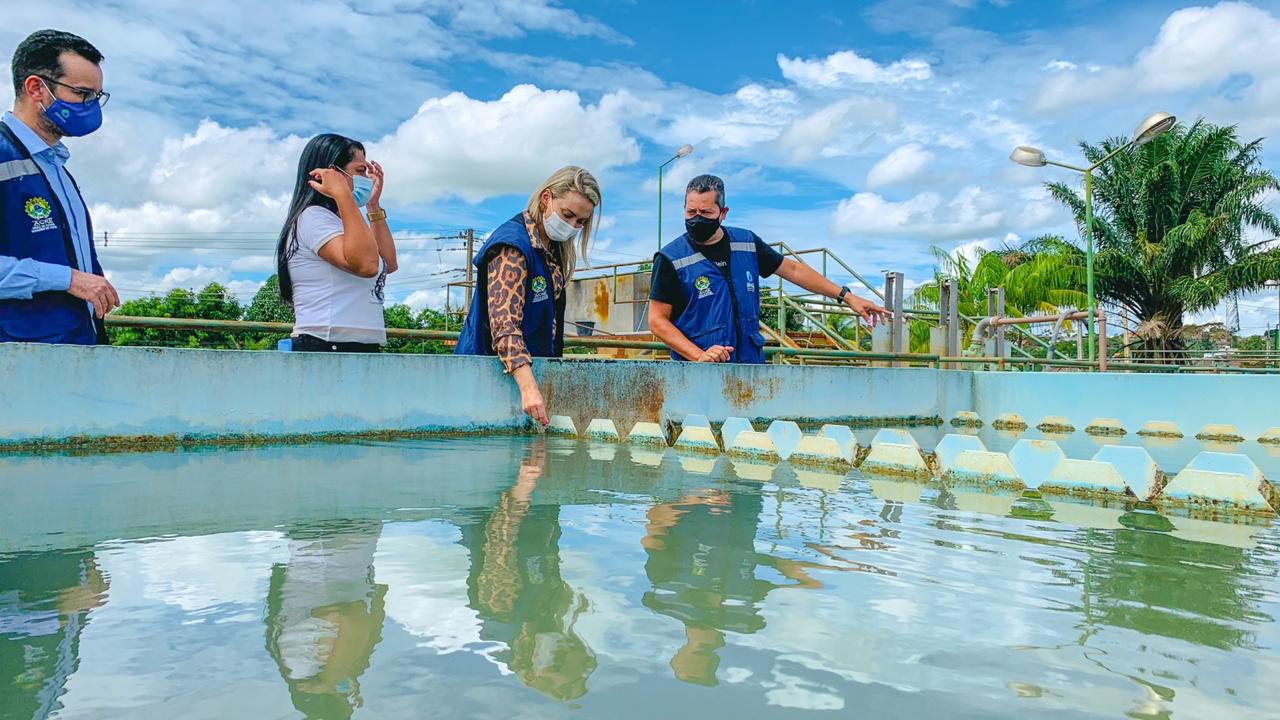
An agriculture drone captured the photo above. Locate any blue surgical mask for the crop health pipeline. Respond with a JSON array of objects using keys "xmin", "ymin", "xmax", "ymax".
[
  {"xmin": 351, "ymin": 176, "xmax": 374, "ymax": 207},
  {"xmin": 40, "ymin": 81, "xmax": 103, "ymax": 137}
]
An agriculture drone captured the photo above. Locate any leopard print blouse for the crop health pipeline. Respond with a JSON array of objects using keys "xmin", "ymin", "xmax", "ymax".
[{"xmin": 487, "ymin": 213, "xmax": 565, "ymax": 373}]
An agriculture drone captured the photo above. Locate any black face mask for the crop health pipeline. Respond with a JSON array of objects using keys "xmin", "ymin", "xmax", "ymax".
[{"xmin": 685, "ymin": 214, "xmax": 722, "ymax": 244}]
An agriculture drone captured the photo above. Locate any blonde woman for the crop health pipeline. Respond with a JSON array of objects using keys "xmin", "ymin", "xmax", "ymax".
[{"xmin": 455, "ymin": 166, "xmax": 601, "ymax": 427}]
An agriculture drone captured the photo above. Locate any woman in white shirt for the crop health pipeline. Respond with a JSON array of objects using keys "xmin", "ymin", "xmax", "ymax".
[{"xmin": 275, "ymin": 134, "xmax": 397, "ymax": 352}]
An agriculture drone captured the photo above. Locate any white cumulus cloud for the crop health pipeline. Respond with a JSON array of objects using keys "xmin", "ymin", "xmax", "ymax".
[
  {"xmin": 1034, "ymin": 2, "xmax": 1280, "ymax": 114},
  {"xmin": 866, "ymin": 143, "xmax": 934, "ymax": 188},
  {"xmin": 832, "ymin": 186, "xmax": 1004, "ymax": 240},
  {"xmin": 372, "ymin": 85, "xmax": 649, "ymax": 204},
  {"xmin": 777, "ymin": 50, "xmax": 932, "ymax": 88}
]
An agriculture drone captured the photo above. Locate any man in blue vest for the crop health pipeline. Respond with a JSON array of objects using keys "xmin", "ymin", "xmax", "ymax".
[
  {"xmin": 649, "ymin": 175, "xmax": 889, "ymax": 363},
  {"xmin": 0, "ymin": 29, "xmax": 117, "ymax": 345}
]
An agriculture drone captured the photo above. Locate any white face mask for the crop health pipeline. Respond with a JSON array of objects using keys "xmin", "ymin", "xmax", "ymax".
[{"xmin": 543, "ymin": 203, "xmax": 581, "ymax": 244}]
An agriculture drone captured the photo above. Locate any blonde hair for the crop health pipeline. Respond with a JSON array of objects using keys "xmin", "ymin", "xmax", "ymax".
[{"xmin": 525, "ymin": 166, "xmax": 601, "ymax": 280}]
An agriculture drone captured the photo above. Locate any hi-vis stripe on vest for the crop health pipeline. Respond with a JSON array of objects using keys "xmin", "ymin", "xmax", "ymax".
[
  {"xmin": 671, "ymin": 253, "xmax": 706, "ymax": 271},
  {"xmin": 0, "ymin": 158, "xmax": 39, "ymax": 183}
]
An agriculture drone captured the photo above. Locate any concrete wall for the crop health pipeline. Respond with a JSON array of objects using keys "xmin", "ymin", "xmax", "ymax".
[
  {"xmin": 563, "ymin": 271, "xmax": 650, "ymax": 336},
  {"xmin": 0, "ymin": 344, "xmax": 955, "ymax": 445},
  {"xmin": 2, "ymin": 344, "xmax": 1274, "ymax": 447},
  {"xmin": 972, "ymin": 371, "xmax": 1280, "ymax": 439}
]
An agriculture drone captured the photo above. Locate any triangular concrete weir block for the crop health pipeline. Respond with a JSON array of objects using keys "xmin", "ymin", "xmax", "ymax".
[
  {"xmin": 819, "ymin": 424, "xmax": 858, "ymax": 463},
  {"xmin": 1040, "ymin": 459, "xmax": 1130, "ymax": 498},
  {"xmin": 1160, "ymin": 468, "xmax": 1274, "ymax": 514},
  {"xmin": 1186, "ymin": 451, "xmax": 1266, "ymax": 485},
  {"xmin": 674, "ymin": 425, "xmax": 720, "ymax": 454},
  {"xmin": 726, "ymin": 431, "xmax": 780, "ymax": 463},
  {"xmin": 1008, "ymin": 440, "xmax": 1065, "ymax": 490},
  {"xmin": 935, "ymin": 434, "xmax": 986, "ymax": 475},
  {"xmin": 767, "ymin": 420, "xmax": 803, "ymax": 460},
  {"xmin": 720, "ymin": 417, "xmax": 755, "ymax": 450},
  {"xmin": 871, "ymin": 428, "xmax": 920, "ymax": 449},
  {"xmin": 789, "ymin": 435, "xmax": 852, "ymax": 469},
  {"xmin": 946, "ymin": 450, "xmax": 1023, "ymax": 490},
  {"xmin": 628, "ymin": 421, "xmax": 668, "ymax": 446},
  {"xmin": 547, "ymin": 415, "xmax": 577, "ymax": 437},
  {"xmin": 584, "ymin": 418, "xmax": 620, "ymax": 442},
  {"xmin": 861, "ymin": 441, "xmax": 929, "ymax": 477},
  {"xmin": 1092, "ymin": 445, "xmax": 1161, "ymax": 501}
]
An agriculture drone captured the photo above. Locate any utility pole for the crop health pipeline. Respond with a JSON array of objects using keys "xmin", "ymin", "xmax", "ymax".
[{"xmin": 463, "ymin": 228, "xmax": 475, "ymax": 310}]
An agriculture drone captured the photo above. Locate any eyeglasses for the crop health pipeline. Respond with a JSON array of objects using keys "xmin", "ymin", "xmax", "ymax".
[{"xmin": 38, "ymin": 76, "xmax": 111, "ymax": 107}]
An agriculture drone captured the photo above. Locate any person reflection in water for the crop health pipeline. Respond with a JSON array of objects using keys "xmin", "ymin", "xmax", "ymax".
[
  {"xmin": 0, "ymin": 551, "xmax": 108, "ymax": 719},
  {"xmin": 460, "ymin": 440, "xmax": 597, "ymax": 701},
  {"xmin": 264, "ymin": 520, "xmax": 386, "ymax": 720},
  {"xmin": 641, "ymin": 488, "xmax": 822, "ymax": 687}
]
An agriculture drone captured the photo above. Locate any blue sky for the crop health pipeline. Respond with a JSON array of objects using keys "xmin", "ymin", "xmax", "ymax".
[{"xmin": 4, "ymin": 0, "xmax": 1279, "ymax": 332}]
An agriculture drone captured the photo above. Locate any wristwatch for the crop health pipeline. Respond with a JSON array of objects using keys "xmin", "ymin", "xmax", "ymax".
[{"xmin": 837, "ymin": 286, "xmax": 850, "ymax": 302}]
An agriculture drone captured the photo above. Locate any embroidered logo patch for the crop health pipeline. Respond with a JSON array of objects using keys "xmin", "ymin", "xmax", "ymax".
[
  {"xmin": 24, "ymin": 197, "xmax": 57, "ymax": 233},
  {"xmin": 745, "ymin": 269, "xmax": 756, "ymax": 292},
  {"xmin": 531, "ymin": 275, "xmax": 549, "ymax": 302},
  {"xmin": 694, "ymin": 275, "xmax": 713, "ymax": 298},
  {"xmin": 24, "ymin": 197, "xmax": 51, "ymax": 220}
]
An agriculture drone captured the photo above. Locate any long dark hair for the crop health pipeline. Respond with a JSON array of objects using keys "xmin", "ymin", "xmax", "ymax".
[{"xmin": 276, "ymin": 133, "xmax": 365, "ymax": 304}]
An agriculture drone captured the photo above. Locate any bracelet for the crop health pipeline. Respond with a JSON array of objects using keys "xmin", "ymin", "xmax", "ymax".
[
  {"xmin": 367, "ymin": 209, "xmax": 387, "ymax": 223},
  {"xmin": 837, "ymin": 286, "xmax": 850, "ymax": 302}
]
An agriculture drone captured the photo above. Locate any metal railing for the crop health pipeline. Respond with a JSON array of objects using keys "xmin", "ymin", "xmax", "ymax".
[{"xmin": 98, "ymin": 315, "xmax": 1280, "ymax": 374}]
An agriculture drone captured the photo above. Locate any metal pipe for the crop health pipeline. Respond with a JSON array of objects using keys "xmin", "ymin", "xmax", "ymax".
[
  {"xmin": 103, "ymin": 316, "xmax": 937, "ymax": 363},
  {"xmin": 1045, "ymin": 310, "xmax": 1072, "ymax": 370},
  {"xmin": 989, "ymin": 311, "xmax": 1091, "ymax": 327}
]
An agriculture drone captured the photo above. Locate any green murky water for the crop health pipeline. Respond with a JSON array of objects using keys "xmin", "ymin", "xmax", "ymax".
[{"xmin": 2, "ymin": 436, "xmax": 1277, "ymax": 719}]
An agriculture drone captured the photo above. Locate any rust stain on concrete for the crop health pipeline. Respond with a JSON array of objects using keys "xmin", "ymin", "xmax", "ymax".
[
  {"xmin": 593, "ymin": 279, "xmax": 611, "ymax": 327},
  {"xmin": 542, "ymin": 363, "xmax": 666, "ymax": 439},
  {"xmin": 722, "ymin": 374, "xmax": 781, "ymax": 409}
]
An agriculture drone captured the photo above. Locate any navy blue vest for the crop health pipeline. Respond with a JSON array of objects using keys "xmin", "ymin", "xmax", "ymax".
[
  {"xmin": 455, "ymin": 214, "xmax": 564, "ymax": 359},
  {"xmin": 658, "ymin": 227, "xmax": 766, "ymax": 364},
  {"xmin": 0, "ymin": 121, "xmax": 101, "ymax": 344}
]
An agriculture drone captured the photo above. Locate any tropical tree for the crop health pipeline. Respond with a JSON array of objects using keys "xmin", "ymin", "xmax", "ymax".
[
  {"xmin": 908, "ymin": 236, "xmax": 1087, "ymax": 352},
  {"xmin": 244, "ymin": 275, "xmax": 294, "ymax": 324},
  {"xmin": 110, "ymin": 283, "xmax": 245, "ymax": 349},
  {"xmin": 1045, "ymin": 120, "xmax": 1280, "ymax": 356}
]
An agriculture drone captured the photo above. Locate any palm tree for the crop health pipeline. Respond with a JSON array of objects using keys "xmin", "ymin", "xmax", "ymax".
[
  {"xmin": 1046, "ymin": 120, "xmax": 1280, "ymax": 356},
  {"xmin": 908, "ymin": 237, "xmax": 1087, "ymax": 352}
]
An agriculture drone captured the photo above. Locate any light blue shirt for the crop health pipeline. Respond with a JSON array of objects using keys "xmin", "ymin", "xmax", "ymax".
[{"xmin": 0, "ymin": 111, "xmax": 93, "ymax": 301}]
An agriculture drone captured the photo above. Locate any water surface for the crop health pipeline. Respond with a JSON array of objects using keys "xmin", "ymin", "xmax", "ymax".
[{"xmin": 2, "ymin": 436, "xmax": 1277, "ymax": 719}]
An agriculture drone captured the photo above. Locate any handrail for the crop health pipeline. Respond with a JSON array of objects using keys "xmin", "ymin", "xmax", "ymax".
[
  {"xmin": 102, "ymin": 315, "xmax": 936, "ymax": 364},
  {"xmin": 779, "ymin": 295, "xmax": 857, "ymax": 351},
  {"xmin": 100, "ymin": 316, "xmax": 1280, "ymax": 373}
]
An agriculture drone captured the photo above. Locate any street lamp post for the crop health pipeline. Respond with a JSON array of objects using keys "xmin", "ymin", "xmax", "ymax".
[
  {"xmin": 658, "ymin": 144, "xmax": 694, "ymax": 251},
  {"xmin": 1010, "ymin": 112, "xmax": 1176, "ymax": 365}
]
